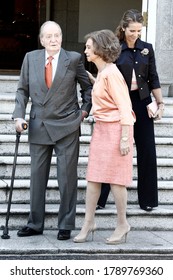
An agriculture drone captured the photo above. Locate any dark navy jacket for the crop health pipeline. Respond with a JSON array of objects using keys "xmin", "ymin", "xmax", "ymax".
[{"xmin": 116, "ymin": 38, "xmax": 160, "ymax": 100}]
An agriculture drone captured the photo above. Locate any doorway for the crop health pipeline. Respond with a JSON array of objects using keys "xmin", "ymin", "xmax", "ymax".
[
  {"xmin": 78, "ymin": 0, "xmax": 143, "ymax": 73},
  {"xmin": 0, "ymin": 0, "xmax": 39, "ymax": 71}
]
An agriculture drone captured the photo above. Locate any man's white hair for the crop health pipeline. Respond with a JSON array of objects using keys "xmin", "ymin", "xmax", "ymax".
[{"xmin": 39, "ymin": 21, "xmax": 62, "ymax": 38}]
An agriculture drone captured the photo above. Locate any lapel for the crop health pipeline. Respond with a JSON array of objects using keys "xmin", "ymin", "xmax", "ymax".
[{"xmin": 43, "ymin": 48, "xmax": 70, "ymax": 105}]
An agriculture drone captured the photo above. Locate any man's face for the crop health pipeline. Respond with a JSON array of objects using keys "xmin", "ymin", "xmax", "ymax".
[{"xmin": 40, "ymin": 22, "xmax": 62, "ymax": 55}]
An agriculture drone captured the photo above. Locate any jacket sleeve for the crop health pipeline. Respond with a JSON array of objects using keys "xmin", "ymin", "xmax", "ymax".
[
  {"xmin": 147, "ymin": 43, "xmax": 161, "ymax": 90},
  {"xmin": 12, "ymin": 53, "xmax": 30, "ymax": 119},
  {"xmin": 76, "ymin": 55, "xmax": 92, "ymax": 114},
  {"xmin": 106, "ymin": 70, "xmax": 135, "ymax": 125}
]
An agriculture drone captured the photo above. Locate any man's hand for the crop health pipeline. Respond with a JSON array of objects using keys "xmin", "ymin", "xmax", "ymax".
[
  {"xmin": 15, "ymin": 118, "xmax": 27, "ymax": 132},
  {"xmin": 81, "ymin": 111, "xmax": 88, "ymax": 121}
]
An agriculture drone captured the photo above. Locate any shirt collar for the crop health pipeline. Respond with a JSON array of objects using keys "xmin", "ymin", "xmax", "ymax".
[{"xmin": 45, "ymin": 50, "xmax": 61, "ymax": 62}]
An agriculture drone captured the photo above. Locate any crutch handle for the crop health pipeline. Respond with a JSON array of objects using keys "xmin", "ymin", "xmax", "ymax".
[{"xmin": 22, "ymin": 123, "xmax": 28, "ymax": 130}]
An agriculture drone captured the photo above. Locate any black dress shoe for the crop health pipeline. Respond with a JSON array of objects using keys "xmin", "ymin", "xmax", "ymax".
[
  {"xmin": 141, "ymin": 206, "xmax": 153, "ymax": 212},
  {"xmin": 57, "ymin": 230, "xmax": 71, "ymax": 240},
  {"xmin": 17, "ymin": 226, "xmax": 43, "ymax": 237}
]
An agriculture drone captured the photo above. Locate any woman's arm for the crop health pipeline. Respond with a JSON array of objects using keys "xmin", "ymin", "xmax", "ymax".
[
  {"xmin": 86, "ymin": 71, "xmax": 96, "ymax": 84},
  {"xmin": 120, "ymin": 125, "xmax": 131, "ymax": 156},
  {"xmin": 151, "ymin": 88, "xmax": 164, "ymax": 120}
]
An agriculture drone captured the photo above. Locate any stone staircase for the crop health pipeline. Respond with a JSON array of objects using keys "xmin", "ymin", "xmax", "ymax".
[{"xmin": 0, "ymin": 75, "xmax": 173, "ymax": 235}]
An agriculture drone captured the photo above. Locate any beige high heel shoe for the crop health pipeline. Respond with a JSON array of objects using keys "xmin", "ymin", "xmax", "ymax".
[
  {"xmin": 106, "ymin": 226, "xmax": 130, "ymax": 245},
  {"xmin": 73, "ymin": 224, "xmax": 96, "ymax": 243}
]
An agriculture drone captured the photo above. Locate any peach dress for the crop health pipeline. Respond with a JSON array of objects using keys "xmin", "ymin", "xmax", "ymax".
[{"xmin": 86, "ymin": 63, "xmax": 135, "ymax": 186}]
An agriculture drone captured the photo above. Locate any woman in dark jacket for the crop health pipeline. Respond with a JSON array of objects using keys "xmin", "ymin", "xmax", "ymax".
[{"xmin": 97, "ymin": 9, "xmax": 164, "ymax": 211}]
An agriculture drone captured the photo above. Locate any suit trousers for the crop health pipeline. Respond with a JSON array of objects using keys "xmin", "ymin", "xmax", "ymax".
[
  {"xmin": 97, "ymin": 183, "xmax": 110, "ymax": 207},
  {"xmin": 130, "ymin": 90, "xmax": 158, "ymax": 208},
  {"xmin": 27, "ymin": 129, "xmax": 80, "ymax": 232}
]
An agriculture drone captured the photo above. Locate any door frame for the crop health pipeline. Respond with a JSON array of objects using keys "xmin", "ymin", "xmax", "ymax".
[{"xmin": 141, "ymin": 0, "xmax": 157, "ymax": 49}]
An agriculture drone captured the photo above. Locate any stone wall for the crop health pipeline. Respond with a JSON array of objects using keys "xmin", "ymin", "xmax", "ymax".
[
  {"xmin": 50, "ymin": 0, "xmax": 173, "ymax": 96},
  {"xmin": 51, "ymin": 0, "xmax": 83, "ymax": 53},
  {"xmin": 155, "ymin": 0, "xmax": 173, "ymax": 96}
]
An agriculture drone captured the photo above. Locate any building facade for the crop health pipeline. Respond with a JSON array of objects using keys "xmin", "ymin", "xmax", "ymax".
[{"xmin": 0, "ymin": 0, "xmax": 172, "ymax": 96}]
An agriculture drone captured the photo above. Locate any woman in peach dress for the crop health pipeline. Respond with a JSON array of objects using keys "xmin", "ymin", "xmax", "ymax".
[{"xmin": 73, "ymin": 29, "xmax": 135, "ymax": 244}]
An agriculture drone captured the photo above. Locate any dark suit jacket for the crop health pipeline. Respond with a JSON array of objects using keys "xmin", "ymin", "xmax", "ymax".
[
  {"xmin": 116, "ymin": 38, "xmax": 160, "ymax": 100},
  {"xmin": 12, "ymin": 48, "xmax": 92, "ymax": 144}
]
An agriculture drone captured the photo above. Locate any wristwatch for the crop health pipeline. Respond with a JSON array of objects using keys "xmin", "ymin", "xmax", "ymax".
[{"xmin": 158, "ymin": 102, "xmax": 165, "ymax": 110}]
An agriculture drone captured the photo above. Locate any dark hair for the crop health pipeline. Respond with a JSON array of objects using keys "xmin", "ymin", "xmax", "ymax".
[
  {"xmin": 115, "ymin": 9, "xmax": 143, "ymax": 41},
  {"xmin": 85, "ymin": 29, "xmax": 121, "ymax": 63}
]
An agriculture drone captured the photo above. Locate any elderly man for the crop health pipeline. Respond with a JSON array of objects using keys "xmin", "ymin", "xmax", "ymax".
[{"xmin": 13, "ymin": 21, "xmax": 92, "ymax": 240}]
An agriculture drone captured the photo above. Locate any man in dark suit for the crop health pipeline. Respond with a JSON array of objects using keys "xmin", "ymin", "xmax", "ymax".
[{"xmin": 12, "ymin": 21, "xmax": 92, "ymax": 240}]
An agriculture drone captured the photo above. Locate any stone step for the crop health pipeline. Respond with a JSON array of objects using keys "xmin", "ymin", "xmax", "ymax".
[
  {"xmin": 0, "ymin": 155, "xmax": 173, "ymax": 180},
  {"xmin": 0, "ymin": 76, "xmax": 173, "ymax": 238},
  {"xmin": 0, "ymin": 91, "xmax": 172, "ymax": 115},
  {"xmin": 0, "ymin": 75, "xmax": 81, "ymax": 94},
  {"xmin": 0, "ymin": 229, "xmax": 173, "ymax": 260},
  {"xmin": 0, "ymin": 114, "xmax": 173, "ymax": 137},
  {"xmin": 0, "ymin": 114, "xmax": 93, "ymax": 136},
  {"xmin": 0, "ymin": 75, "xmax": 19, "ymax": 93},
  {"xmin": 0, "ymin": 203, "xmax": 172, "ymax": 231},
  {"xmin": 1, "ymin": 134, "xmax": 173, "ymax": 158},
  {"xmin": 0, "ymin": 179, "xmax": 173, "ymax": 204},
  {"xmin": 0, "ymin": 97, "xmax": 84, "ymax": 115}
]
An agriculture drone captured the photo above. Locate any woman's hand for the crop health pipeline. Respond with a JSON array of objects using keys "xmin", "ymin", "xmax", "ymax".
[
  {"xmin": 120, "ymin": 137, "xmax": 130, "ymax": 156},
  {"xmin": 120, "ymin": 125, "xmax": 130, "ymax": 155},
  {"xmin": 154, "ymin": 103, "xmax": 164, "ymax": 121},
  {"xmin": 86, "ymin": 71, "xmax": 96, "ymax": 84}
]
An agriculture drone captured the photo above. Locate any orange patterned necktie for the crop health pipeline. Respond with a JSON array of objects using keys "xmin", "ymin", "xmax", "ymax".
[{"xmin": 45, "ymin": 56, "xmax": 53, "ymax": 88}]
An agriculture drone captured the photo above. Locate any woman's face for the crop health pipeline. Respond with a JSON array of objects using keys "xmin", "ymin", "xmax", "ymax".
[
  {"xmin": 84, "ymin": 38, "xmax": 98, "ymax": 63},
  {"xmin": 124, "ymin": 22, "xmax": 143, "ymax": 47}
]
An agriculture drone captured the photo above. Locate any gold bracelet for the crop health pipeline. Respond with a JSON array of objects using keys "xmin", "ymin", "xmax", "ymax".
[{"xmin": 121, "ymin": 137, "xmax": 129, "ymax": 141}]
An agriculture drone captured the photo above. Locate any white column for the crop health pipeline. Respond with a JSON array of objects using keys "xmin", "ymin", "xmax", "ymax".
[{"xmin": 141, "ymin": 0, "xmax": 157, "ymax": 49}]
